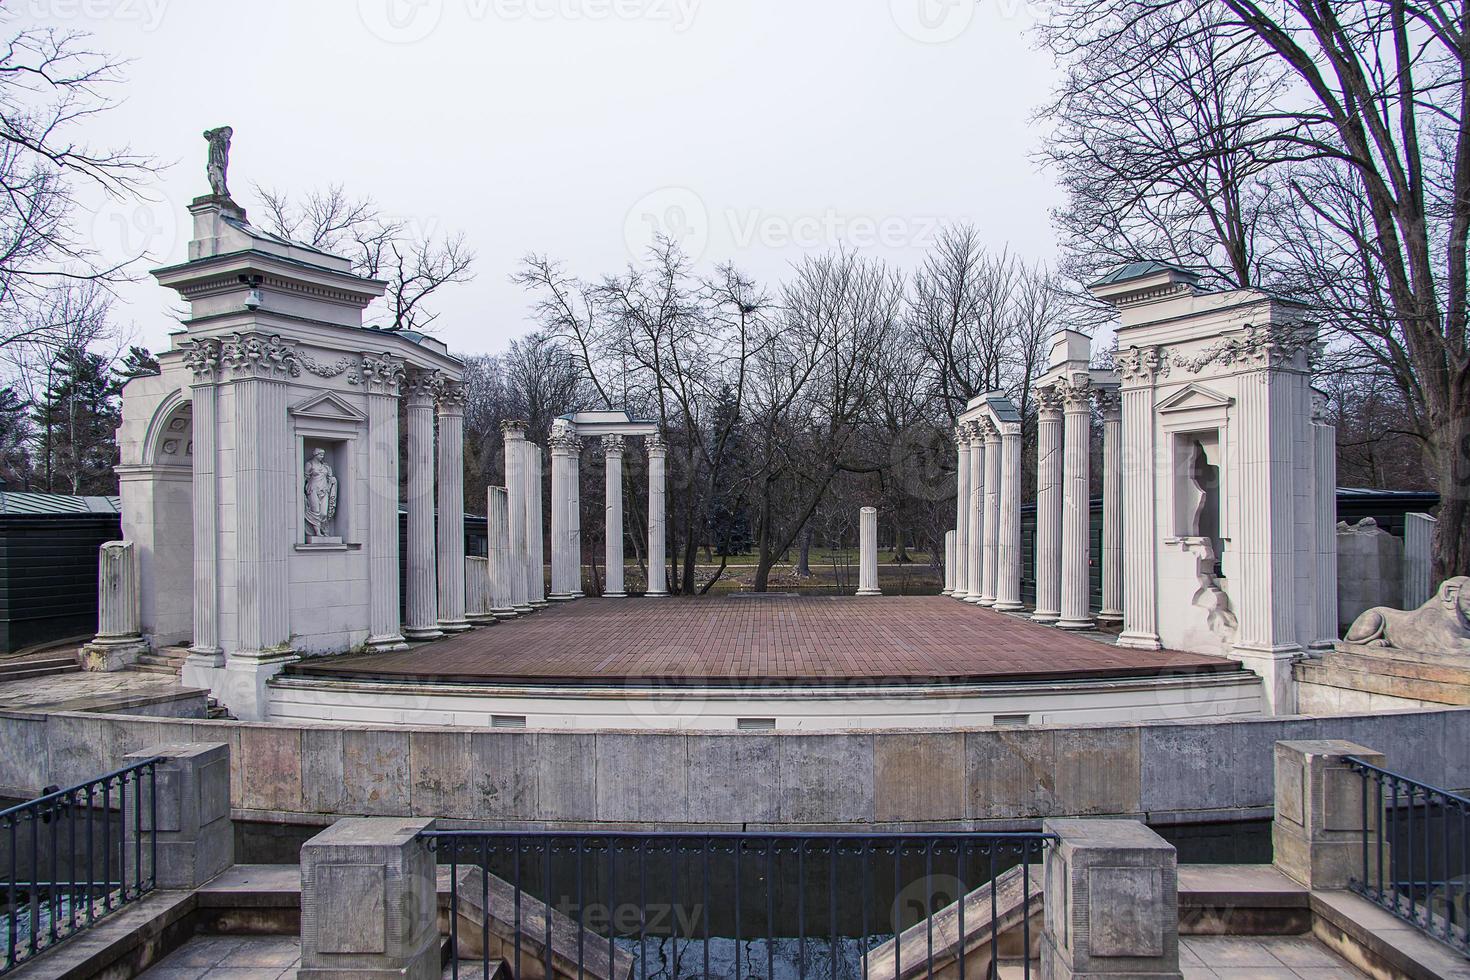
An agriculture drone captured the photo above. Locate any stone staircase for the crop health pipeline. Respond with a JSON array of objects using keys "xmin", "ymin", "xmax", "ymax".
[
  {"xmin": 0, "ymin": 652, "xmax": 81, "ymax": 682},
  {"xmin": 133, "ymin": 645, "xmax": 189, "ymax": 676}
]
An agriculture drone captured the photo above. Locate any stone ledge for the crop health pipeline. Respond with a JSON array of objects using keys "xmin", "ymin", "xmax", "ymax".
[{"xmin": 1310, "ymin": 889, "xmax": 1470, "ymax": 980}]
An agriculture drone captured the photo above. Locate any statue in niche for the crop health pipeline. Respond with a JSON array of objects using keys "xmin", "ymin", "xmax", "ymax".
[
  {"xmin": 1346, "ymin": 576, "xmax": 1470, "ymax": 654},
  {"xmin": 202, "ymin": 126, "xmax": 234, "ymax": 199},
  {"xmin": 303, "ymin": 448, "xmax": 339, "ymax": 539}
]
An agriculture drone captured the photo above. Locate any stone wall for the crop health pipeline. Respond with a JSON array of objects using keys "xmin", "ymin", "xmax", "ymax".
[
  {"xmin": 1336, "ymin": 518, "xmax": 1403, "ymax": 629},
  {"xmin": 1, "ymin": 707, "xmax": 1464, "ymax": 831}
]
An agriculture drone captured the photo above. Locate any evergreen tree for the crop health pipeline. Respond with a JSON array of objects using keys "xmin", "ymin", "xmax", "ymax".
[
  {"xmin": 0, "ymin": 386, "xmax": 32, "ymax": 489},
  {"xmin": 114, "ymin": 345, "xmax": 160, "ymax": 381},
  {"xmin": 31, "ymin": 347, "xmax": 123, "ymax": 494}
]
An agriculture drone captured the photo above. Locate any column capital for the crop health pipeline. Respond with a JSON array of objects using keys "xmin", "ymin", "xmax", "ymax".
[
  {"xmin": 180, "ymin": 337, "xmax": 223, "ymax": 384},
  {"xmin": 646, "ymin": 432, "xmax": 668, "ymax": 457},
  {"xmin": 602, "ymin": 433, "xmax": 625, "ymax": 456},
  {"xmin": 501, "ymin": 418, "xmax": 529, "ymax": 440},
  {"xmin": 434, "ymin": 378, "xmax": 466, "ymax": 415},
  {"xmin": 982, "ymin": 418, "xmax": 1002, "ymax": 444},
  {"xmin": 1095, "ymin": 383, "xmax": 1122, "ymax": 419},
  {"xmin": 403, "ymin": 367, "xmax": 440, "ymax": 405},
  {"xmin": 220, "ymin": 331, "xmax": 300, "ymax": 381},
  {"xmin": 549, "ymin": 430, "xmax": 581, "ymax": 455},
  {"xmin": 1037, "ymin": 382, "xmax": 1065, "ymax": 418},
  {"xmin": 352, "ymin": 352, "xmax": 406, "ymax": 396},
  {"xmin": 999, "ymin": 420, "xmax": 1022, "ymax": 438},
  {"xmin": 1059, "ymin": 376, "xmax": 1093, "ymax": 412},
  {"xmin": 1116, "ymin": 344, "xmax": 1167, "ymax": 387}
]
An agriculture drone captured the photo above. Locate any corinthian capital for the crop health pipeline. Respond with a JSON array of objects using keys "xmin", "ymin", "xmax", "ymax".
[
  {"xmin": 180, "ymin": 338, "xmax": 222, "ymax": 383},
  {"xmin": 220, "ymin": 332, "xmax": 300, "ymax": 380},
  {"xmin": 402, "ymin": 367, "xmax": 440, "ymax": 403},
  {"xmin": 435, "ymin": 378, "xmax": 466, "ymax": 413},
  {"xmin": 602, "ymin": 434, "xmax": 625, "ymax": 456},
  {"xmin": 352, "ymin": 353, "xmax": 406, "ymax": 395}
]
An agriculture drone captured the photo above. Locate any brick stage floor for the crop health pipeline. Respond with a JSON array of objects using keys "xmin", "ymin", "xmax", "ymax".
[{"xmin": 288, "ymin": 597, "xmax": 1236, "ymax": 686}]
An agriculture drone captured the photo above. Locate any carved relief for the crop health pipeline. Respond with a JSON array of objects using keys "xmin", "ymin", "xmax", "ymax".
[
  {"xmin": 179, "ymin": 338, "xmax": 222, "ymax": 381},
  {"xmin": 1167, "ymin": 323, "xmax": 1315, "ymax": 375},
  {"xmin": 297, "ymin": 349, "xmax": 354, "ymax": 379},
  {"xmin": 220, "ymin": 333, "xmax": 300, "ymax": 379},
  {"xmin": 351, "ymin": 353, "xmax": 406, "ymax": 395},
  {"xmin": 434, "ymin": 378, "xmax": 467, "ymax": 412},
  {"xmin": 1115, "ymin": 345, "xmax": 1166, "ymax": 385},
  {"xmin": 402, "ymin": 368, "xmax": 440, "ymax": 403},
  {"xmin": 1037, "ymin": 383, "xmax": 1066, "ymax": 416},
  {"xmin": 303, "ymin": 448, "xmax": 339, "ymax": 540},
  {"xmin": 602, "ymin": 434, "xmax": 625, "ymax": 456}
]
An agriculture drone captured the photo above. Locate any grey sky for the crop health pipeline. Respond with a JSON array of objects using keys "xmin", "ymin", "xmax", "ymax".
[{"xmin": 32, "ymin": 0, "xmax": 1063, "ymax": 358}]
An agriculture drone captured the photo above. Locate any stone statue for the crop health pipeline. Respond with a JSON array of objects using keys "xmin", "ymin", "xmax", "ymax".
[
  {"xmin": 303, "ymin": 448, "xmax": 339, "ymax": 539},
  {"xmin": 1344, "ymin": 576, "xmax": 1470, "ymax": 654},
  {"xmin": 203, "ymin": 126, "xmax": 234, "ymax": 199}
]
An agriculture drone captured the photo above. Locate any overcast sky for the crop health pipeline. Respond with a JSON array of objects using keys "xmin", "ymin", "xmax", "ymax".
[{"xmin": 29, "ymin": 0, "xmax": 1064, "ymax": 359}]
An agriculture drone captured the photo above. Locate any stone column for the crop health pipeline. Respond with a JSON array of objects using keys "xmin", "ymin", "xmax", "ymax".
[
  {"xmin": 464, "ymin": 556, "xmax": 494, "ymax": 625},
  {"xmin": 1312, "ymin": 401, "xmax": 1340, "ymax": 648},
  {"xmin": 1098, "ymin": 385, "xmax": 1124, "ymax": 625},
  {"xmin": 549, "ymin": 426, "xmax": 580, "ymax": 600},
  {"xmin": 299, "ymin": 817, "xmax": 439, "ymax": 980},
  {"xmin": 403, "ymin": 370, "xmax": 442, "ymax": 641},
  {"xmin": 1059, "ymin": 377, "xmax": 1094, "ymax": 630},
  {"xmin": 487, "ymin": 486, "xmax": 517, "ymax": 620},
  {"xmin": 435, "ymin": 380, "xmax": 470, "ymax": 633},
  {"xmin": 981, "ymin": 422, "xmax": 1002, "ymax": 605},
  {"xmin": 1032, "ymin": 385, "xmax": 1064, "ymax": 623},
  {"xmin": 181, "ymin": 339, "xmax": 222, "ymax": 670},
  {"xmin": 603, "ymin": 434, "xmax": 626, "ymax": 597},
  {"xmin": 943, "ymin": 529, "xmax": 956, "ymax": 595},
  {"xmin": 953, "ymin": 427, "xmax": 971, "ymax": 600},
  {"xmin": 569, "ymin": 441, "xmax": 584, "ymax": 597},
  {"xmin": 646, "ymin": 434, "xmax": 669, "ymax": 596},
  {"xmin": 1041, "ymin": 818, "xmax": 1182, "ymax": 980},
  {"xmin": 965, "ymin": 423, "xmax": 985, "ymax": 604},
  {"xmin": 857, "ymin": 506, "xmax": 881, "ymax": 596},
  {"xmin": 1116, "ymin": 347, "xmax": 1162, "ymax": 650},
  {"xmin": 360, "ymin": 354, "xmax": 407, "ymax": 652},
  {"xmin": 123, "ymin": 743, "xmax": 233, "ymax": 890},
  {"xmin": 1272, "ymin": 740, "xmax": 1385, "ymax": 890},
  {"xmin": 81, "ymin": 541, "xmax": 147, "ymax": 671},
  {"xmin": 502, "ymin": 421, "xmax": 532, "ymax": 614},
  {"xmin": 1404, "ymin": 512, "xmax": 1437, "ymax": 611},
  {"xmin": 526, "ymin": 442, "xmax": 547, "ymax": 607},
  {"xmin": 995, "ymin": 421, "xmax": 1024, "ymax": 611}
]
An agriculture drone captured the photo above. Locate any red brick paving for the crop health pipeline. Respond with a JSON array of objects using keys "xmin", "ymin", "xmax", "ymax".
[{"xmin": 288, "ymin": 597, "xmax": 1235, "ymax": 685}]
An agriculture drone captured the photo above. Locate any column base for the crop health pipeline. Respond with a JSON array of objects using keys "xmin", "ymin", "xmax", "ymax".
[
  {"xmin": 513, "ymin": 603, "xmax": 534, "ymax": 614},
  {"xmin": 856, "ymin": 589, "xmax": 882, "ymax": 597},
  {"xmin": 963, "ymin": 594, "xmax": 986, "ymax": 605},
  {"xmin": 644, "ymin": 590, "xmax": 669, "ymax": 598},
  {"xmin": 492, "ymin": 608, "xmax": 518, "ymax": 620},
  {"xmin": 437, "ymin": 618, "xmax": 473, "ymax": 633},
  {"xmin": 1229, "ymin": 642, "xmax": 1302, "ymax": 715},
  {"xmin": 465, "ymin": 613, "xmax": 498, "ymax": 626},
  {"xmin": 403, "ymin": 626, "xmax": 445, "ymax": 641},
  {"xmin": 993, "ymin": 601, "xmax": 1024, "ymax": 612},
  {"xmin": 951, "ymin": 590, "xmax": 970, "ymax": 601},
  {"xmin": 1096, "ymin": 610, "xmax": 1124, "ymax": 625},
  {"xmin": 978, "ymin": 594, "xmax": 997, "ymax": 606},
  {"xmin": 1117, "ymin": 630, "xmax": 1162, "ymax": 650},
  {"xmin": 1031, "ymin": 609, "xmax": 1060, "ymax": 623},
  {"xmin": 220, "ymin": 649, "xmax": 297, "ymax": 722},
  {"xmin": 1056, "ymin": 617, "xmax": 1096, "ymax": 630},
  {"xmin": 365, "ymin": 633, "xmax": 410, "ymax": 652},
  {"xmin": 603, "ymin": 592, "xmax": 627, "ymax": 599},
  {"xmin": 80, "ymin": 637, "xmax": 148, "ymax": 672}
]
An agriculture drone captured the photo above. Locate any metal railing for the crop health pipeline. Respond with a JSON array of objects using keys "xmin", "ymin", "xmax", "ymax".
[
  {"xmin": 424, "ymin": 830, "xmax": 1053, "ymax": 980},
  {"xmin": 0, "ymin": 758, "xmax": 159, "ymax": 975},
  {"xmin": 1346, "ymin": 756, "xmax": 1469, "ymax": 956}
]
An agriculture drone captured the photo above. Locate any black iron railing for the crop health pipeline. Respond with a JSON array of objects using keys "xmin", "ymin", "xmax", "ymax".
[
  {"xmin": 0, "ymin": 758, "xmax": 159, "ymax": 975},
  {"xmin": 1346, "ymin": 756, "xmax": 1469, "ymax": 956},
  {"xmin": 424, "ymin": 830, "xmax": 1053, "ymax": 980}
]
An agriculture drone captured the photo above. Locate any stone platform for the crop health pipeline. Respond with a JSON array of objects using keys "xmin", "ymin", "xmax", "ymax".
[{"xmin": 1297, "ymin": 640, "xmax": 1470, "ymax": 713}]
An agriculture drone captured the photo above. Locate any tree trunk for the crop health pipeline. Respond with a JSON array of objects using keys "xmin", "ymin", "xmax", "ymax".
[
  {"xmin": 1429, "ymin": 408, "xmax": 1470, "ymax": 581},
  {"xmin": 752, "ymin": 481, "xmax": 775, "ymax": 592},
  {"xmin": 795, "ymin": 525, "xmax": 813, "ymax": 577},
  {"xmin": 892, "ymin": 524, "xmax": 911, "ymax": 563}
]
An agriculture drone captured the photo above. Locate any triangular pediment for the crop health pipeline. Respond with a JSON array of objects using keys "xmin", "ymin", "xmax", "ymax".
[
  {"xmin": 289, "ymin": 390, "xmax": 367, "ymax": 423},
  {"xmin": 1156, "ymin": 383, "xmax": 1233, "ymax": 414}
]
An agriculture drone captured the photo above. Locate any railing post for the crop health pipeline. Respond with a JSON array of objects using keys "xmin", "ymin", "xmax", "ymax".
[
  {"xmin": 1040, "ymin": 819, "xmax": 1182, "ymax": 980},
  {"xmin": 299, "ymin": 817, "xmax": 439, "ymax": 979},
  {"xmin": 122, "ymin": 742, "xmax": 233, "ymax": 890},
  {"xmin": 1272, "ymin": 739, "xmax": 1385, "ymax": 890}
]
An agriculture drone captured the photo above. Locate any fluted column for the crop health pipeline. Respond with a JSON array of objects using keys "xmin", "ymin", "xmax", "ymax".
[
  {"xmin": 464, "ymin": 557, "xmax": 494, "ymax": 625},
  {"xmin": 981, "ymin": 421, "xmax": 1001, "ymax": 605},
  {"xmin": 1116, "ymin": 348, "xmax": 1161, "ymax": 650},
  {"xmin": 549, "ymin": 426, "xmax": 579, "ymax": 600},
  {"xmin": 502, "ymin": 421, "xmax": 532, "ymax": 614},
  {"xmin": 857, "ymin": 506, "xmax": 881, "ymax": 595},
  {"xmin": 570, "ymin": 438, "xmax": 584, "ymax": 597},
  {"xmin": 646, "ymin": 434, "xmax": 669, "ymax": 596},
  {"xmin": 526, "ymin": 441, "xmax": 547, "ymax": 607},
  {"xmin": 603, "ymin": 435, "xmax": 626, "ymax": 597},
  {"xmin": 943, "ymin": 530, "xmax": 956, "ymax": 594},
  {"xmin": 403, "ymin": 369, "xmax": 443, "ymax": 640},
  {"xmin": 1031, "ymin": 386, "xmax": 1063, "ymax": 622},
  {"xmin": 435, "ymin": 380, "xmax": 470, "ymax": 632},
  {"xmin": 96, "ymin": 541, "xmax": 141, "ymax": 640},
  {"xmin": 1058, "ymin": 377, "xmax": 1094, "ymax": 629},
  {"xmin": 995, "ymin": 421, "xmax": 1024, "ymax": 611},
  {"xmin": 952, "ymin": 428, "xmax": 971, "ymax": 600},
  {"xmin": 965, "ymin": 424, "xmax": 985, "ymax": 603},
  {"xmin": 1312, "ymin": 397, "xmax": 1338, "ymax": 649},
  {"xmin": 180, "ymin": 339, "xmax": 222, "ymax": 663},
  {"xmin": 360, "ymin": 353, "xmax": 408, "ymax": 651},
  {"xmin": 1097, "ymin": 386, "xmax": 1124, "ymax": 625},
  {"xmin": 487, "ymin": 486, "xmax": 516, "ymax": 619}
]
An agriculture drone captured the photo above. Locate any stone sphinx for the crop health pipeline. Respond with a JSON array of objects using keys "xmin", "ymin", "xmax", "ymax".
[{"xmin": 1344, "ymin": 576, "xmax": 1470, "ymax": 654}]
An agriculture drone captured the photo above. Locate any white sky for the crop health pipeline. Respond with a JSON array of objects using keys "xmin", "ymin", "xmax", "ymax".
[{"xmin": 27, "ymin": 0, "xmax": 1064, "ymax": 359}]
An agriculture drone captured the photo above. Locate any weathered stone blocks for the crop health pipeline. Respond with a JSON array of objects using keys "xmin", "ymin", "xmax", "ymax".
[
  {"xmin": 1271, "ymin": 739, "xmax": 1384, "ymax": 890},
  {"xmin": 123, "ymin": 741, "xmax": 234, "ymax": 890}
]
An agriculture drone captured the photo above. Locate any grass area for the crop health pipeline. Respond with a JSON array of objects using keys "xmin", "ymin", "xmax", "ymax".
[{"xmin": 692, "ymin": 548, "xmax": 935, "ymax": 567}]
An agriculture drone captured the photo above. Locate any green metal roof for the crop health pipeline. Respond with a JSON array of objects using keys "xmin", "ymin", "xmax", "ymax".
[
  {"xmin": 1089, "ymin": 260, "xmax": 1200, "ymax": 288},
  {"xmin": 0, "ymin": 492, "xmax": 122, "ymax": 516}
]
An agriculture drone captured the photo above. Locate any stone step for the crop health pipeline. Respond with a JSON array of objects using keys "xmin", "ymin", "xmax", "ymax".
[
  {"xmin": 133, "ymin": 662, "xmax": 181, "ymax": 675},
  {"xmin": 0, "ymin": 661, "xmax": 80, "ymax": 681},
  {"xmin": 444, "ymin": 959, "xmax": 511, "ymax": 979},
  {"xmin": 0, "ymin": 654, "xmax": 78, "ymax": 675}
]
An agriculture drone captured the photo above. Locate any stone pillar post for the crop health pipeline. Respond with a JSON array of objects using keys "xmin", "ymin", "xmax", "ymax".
[
  {"xmin": 966, "ymin": 424, "xmax": 985, "ymax": 604},
  {"xmin": 995, "ymin": 421, "xmax": 1024, "ymax": 611},
  {"xmin": 487, "ymin": 486, "xmax": 517, "ymax": 619},
  {"xmin": 549, "ymin": 426, "xmax": 579, "ymax": 600},
  {"xmin": 603, "ymin": 434, "xmax": 626, "ymax": 597},
  {"xmin": 953, "ymin": 428, "xmax": 971, "ymax": 600},
  {"xmin": 1059, "ymin": 377, "xmax": 1094, "ymax": 630},
  {"xmin": 526, "ymin": 442, "xmax": 547, "ymax": 608},
  {"xmin": 1404, "ymin": 512, "xmax": 1437, "ymax": 611},
  {"xmin": 360, "ymin": 354, "xmax": 407, "ymax": 652},
  {"xmin": 181, "ymin": 339, "xmax": 222, "ymax": 672},
  {"xmin": 646, "ymin": 434, "xmax": 669, "ymax": 597},
  {"xmin": 1116, "ymin": 347, "xmax": 1162, "ymax": 650},
  {"xmin": 857, "ymin": 506, "xmax": 881, "ymax": 596},
  {"xmin": 1098, "ymin": 386, "xmax": 1124, "ymax": 625},
  {"xmin": 1311, "ymin": 398, "xmax": 1339, "ymax": 648},
  {"xmin": 981, "ymin": 422, "xmax": 1002, "ymax": 605},
  {"xmin": 1041, "ymin": 818, "xmax": 1182, "ymax": 980},
  {"xmin": 464, "ymin": 557, "xmax": 494, "ymax": 625},
  {"xmin": 1032, "ymin": 386, "xmax": 1064, "ymax": 623},
  {"xmin": 403, "ymin": 370, "xmax": 442, "ymax": 641},
  {"xmin": 435, "ymin": 380, "xmax": 470, "ymax": 633},
  {"xmin": 943, "ymin": 529, "xmax": 956, "ymax": 595},
  {"xmin": 299, "ymin": 818, "xmax": 439, "ymax": 980},
  {"xmin": 502, "ymin": 421, "xmax": 532, "ymax": 614},
  {"xmin": 81, "ymin": 541, "xmax": 147, "ymax": 671},
  {"xmin": 123, "ymin": 742, "xmax": 233, "ymax": 890},
  {"xmin": 1272, "ymin": 740, "xmax": 1385, "ymax": 890}
]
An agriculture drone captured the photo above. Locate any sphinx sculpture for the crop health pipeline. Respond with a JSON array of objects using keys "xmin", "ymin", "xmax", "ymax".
[{"xmin": 1344, "ymin": 576, "xmax": 1470, "ymax": 655}]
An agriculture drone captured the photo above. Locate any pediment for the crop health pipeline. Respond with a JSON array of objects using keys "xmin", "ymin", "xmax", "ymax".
[
  {"xmin": 290, "ymin": 390, "xmax": 367, "ymax": 423},
  {"xmin": 1156, "ymin": 383, "xmax": 1233, "ymax": 414}
]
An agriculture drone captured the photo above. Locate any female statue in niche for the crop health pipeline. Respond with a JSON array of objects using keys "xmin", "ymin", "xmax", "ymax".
[{"xmin": 304, "ymin": 448, "xmax": 339, "ymax": 538}]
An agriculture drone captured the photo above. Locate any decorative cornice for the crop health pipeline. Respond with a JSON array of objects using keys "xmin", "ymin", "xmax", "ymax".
[
  {"xmin": 1167, "ymin": 323, "xmax": 1314, "ymax": 375},
  {"xmin": 351, "ymin": 353, "xmax": 406, "ymax": 395},
  {"xmin": 179, "ymin": 338, "xmax": 222, "ymax": 382},
  {"xmin": 220, "ymin": 332, "xmax": 300, "ymax": 380}
]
